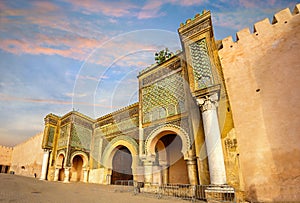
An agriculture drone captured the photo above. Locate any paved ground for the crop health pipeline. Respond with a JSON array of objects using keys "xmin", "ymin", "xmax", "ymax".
[{"xmin": 0, "ymin": 174, "xmax": 191, "ymax": 203}]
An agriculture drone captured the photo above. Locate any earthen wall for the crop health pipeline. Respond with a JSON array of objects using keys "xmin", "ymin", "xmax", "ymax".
[
  {"xmin": 0, "ymin": 145, "xmax": 13, "ymax": 166},
  {"xmin": 10, "ymin": 132, "xmax": 44, "ymax": 178},
  {"xmin": 219, "ymin": 4, "xmax": 300, "ymax": 202}
]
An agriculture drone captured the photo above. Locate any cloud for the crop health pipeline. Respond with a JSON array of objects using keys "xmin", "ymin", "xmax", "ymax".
[
  {"xmin": 169, "ymin": 0, "xmax": 207, "ymax": 6},
  {"xmin": 137, "ymin": 0, "xmax": 206, "ymax": 19},
  {"xmin": 63, "ymin": 0, "xmax": 138, "ymax": 17},
  {"xmin": 137, "ymin": 0, "xmax": 165, "ymax": 19},
  {"xmin": 0, "ymin": 93, "xmax": 122, "ymax": 108}
]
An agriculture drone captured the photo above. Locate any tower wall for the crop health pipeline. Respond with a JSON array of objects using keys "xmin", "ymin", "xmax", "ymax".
[{"xmin": 219, "ymin": 4, "xmax": 300, "ymax": 202}]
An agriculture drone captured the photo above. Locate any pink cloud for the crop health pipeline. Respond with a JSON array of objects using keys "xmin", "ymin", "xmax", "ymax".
[
  {"xmin": 137, "ymin": 0, "xmax": 165, "ymax": 19},
  {"xmin": 169, "ymin": 0, "xmax": 206, "ymax": 6},
  {"xmin": 31, "ymin": 1, "xmax": 60, "ymax": 12},
  {"xmin": 0, "ymin": 93, "xmax": 122, "ymax": 108},
  {"xmin": 63, "ymin": 0, "xmax": 138, "ymax": 17}
]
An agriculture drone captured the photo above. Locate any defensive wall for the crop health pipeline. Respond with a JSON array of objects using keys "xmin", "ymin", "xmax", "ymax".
[
  {"xmin": 219, "ymin": 4, "xmax": 300, "ymax": 202},
  {"xmin": 0, "ymin": 4, "xmax": 299, "ymax": 202},
  {"xmin": 10, "ymin": 132, "xmax": 44, "ymax": 178},
  {"xmin": 0, "ymin": 145, "xmax": 13, "ymax": 173}
]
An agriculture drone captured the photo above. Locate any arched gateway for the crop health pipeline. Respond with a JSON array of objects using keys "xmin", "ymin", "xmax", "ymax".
[
  {"xmin": 143, "ymin": 124, "xmax": 194, "ymax": 185},
  {"xmin": 101, "ymin": 136, "xmax": 138, "ymax": 185}
]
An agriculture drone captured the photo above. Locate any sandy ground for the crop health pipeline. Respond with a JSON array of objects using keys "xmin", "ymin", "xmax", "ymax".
[{"xmin": 0, "ymin": 174, "xmax": 193, "ymax": 203}]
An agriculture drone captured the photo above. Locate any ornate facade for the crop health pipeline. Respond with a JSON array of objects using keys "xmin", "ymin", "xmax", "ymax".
[
  {"xmin": 40, "ymin": 5, "xmax": 300, "ymax": 202},
  {"xmin": 42, "ymin": 10, "xmax": 236, "ymax": 187}
]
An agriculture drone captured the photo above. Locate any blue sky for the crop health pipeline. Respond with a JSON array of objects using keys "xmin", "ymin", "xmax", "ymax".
[{"xmin": 0, "ymin": 0, "xmax": 298, "ymax": 146}]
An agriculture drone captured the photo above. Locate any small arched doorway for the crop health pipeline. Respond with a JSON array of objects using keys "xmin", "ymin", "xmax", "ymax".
[
  {"xmin": 70, "ymin": 155, "xmax": 84, "ymax": 182},
  {"xmin": 154, "ymin": 134, "xmax": 189, "ymax": 184},
  {"xmin": 57, "ymin": 154, "xmax": 65, "ymax": 181},
  {"xmin": 111, "ymin": 146, "xmax": 133, "ymax": 184}
]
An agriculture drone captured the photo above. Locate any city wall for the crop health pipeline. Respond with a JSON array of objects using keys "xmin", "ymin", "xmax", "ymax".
[
  {"xmin": 0, "ymin": 145, "xmax": 13, "ymax": 173},
  {"xmin": 0, "ymin": 145, "xmax": 13, "ymax": 166},
  {"xmin": 10, "ymin": 132, "xmax": 44, "ymax": 178},
  {"xmin": 219, "ymin": 4, "xmax": 300, "ymax": 202}
]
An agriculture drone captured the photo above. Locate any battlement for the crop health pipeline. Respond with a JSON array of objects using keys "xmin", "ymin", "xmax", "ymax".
[
  {"xmin": 220, "ymin": 4, "xmax": 300, "ymax": 51},
  {"xmin": 0, "ymin": 145, "xmax": 13, "ymax": 151}
]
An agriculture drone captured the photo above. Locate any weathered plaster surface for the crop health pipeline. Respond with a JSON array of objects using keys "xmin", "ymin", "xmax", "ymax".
[
  {"xmin": 10, "ymin": 132, "xmax": 44, "ymax": 178},
  {"xmin": 219, "ymin": 5, "xmax": 300, "ymax": 202},
  {"xmin": 0, "ymin": 145, "xmax": 13, "ymax": 166}
]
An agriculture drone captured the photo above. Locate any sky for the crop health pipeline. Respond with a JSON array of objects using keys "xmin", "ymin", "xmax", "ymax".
[{"xmin": 0, "ymin": 0, "xmax": 298, "ymax": 146}]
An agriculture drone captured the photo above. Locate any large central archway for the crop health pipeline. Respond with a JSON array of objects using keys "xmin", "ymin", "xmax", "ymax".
[
  {"xmin": 153, "ymin": 134, "xmax": 189, "ymax": 184},
  {"xmin": 145, "ymin": 124, "xmax": 191, "ymax": 185},
  {"xmin": 111, "ymin": 146, "xmax": 133, "ymax": 184},
  {"xmin": 101, "ymin": 136, "xmax": 138, "ymax": 185}
]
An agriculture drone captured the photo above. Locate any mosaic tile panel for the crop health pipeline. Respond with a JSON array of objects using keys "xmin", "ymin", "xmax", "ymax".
[
  {"xmin": 142, "ymin": 72, "xmax": 185, "ymax": 123},
  {"xmin": 70, "ymin": 124, "xmax": 92, "ymax": 150},
  {"xmin": 189, "ymin": 38, "xmax": 214, "ymax": 89},
  {"xmin": 58, "ymin": 124, "xmax": 69, "ymax": 148}
]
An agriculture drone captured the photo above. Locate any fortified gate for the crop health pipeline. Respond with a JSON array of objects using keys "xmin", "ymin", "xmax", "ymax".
[{"xmin": 41, "ymin": 10, "xmax": 240, "ymax": 196}]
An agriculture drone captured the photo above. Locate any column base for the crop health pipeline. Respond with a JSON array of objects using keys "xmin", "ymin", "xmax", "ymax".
[{"xmin": 205, "ymin": 186, "xmax": 235, "ymax": 203}]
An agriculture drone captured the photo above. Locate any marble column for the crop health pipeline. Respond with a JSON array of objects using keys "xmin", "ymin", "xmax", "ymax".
[
  {"xmin": 197, "ymin": 93, "xmax": 226, "ymax": 185},
  {"xmin": 64, "ymin": 168, "xmax": 70, "ymax": 183},
  {"xmin": 144, "ymin": 160, "xmax": 153, "ymax": 186},
  {"xmin": 54, "ymin": 168, "xmax": 60, "ymax": 181},
  {"xmin": 186, "ymin": 159, "xmax": 199, "ymax": 185},
  {"xmin": 83, "ymin": 169, "xmax": 89, "ymax": 183},
  {"xmin": 40, "ymin": 149, "xmax": 50, "ymax": 180}
]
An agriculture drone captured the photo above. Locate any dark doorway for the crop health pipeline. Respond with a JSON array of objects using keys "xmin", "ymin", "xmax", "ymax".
[
  {"xmin": 111, "ymin": 146, "xmax": 133, "ymax": 184},
  {"xmin": 71, "ymin": 155, "xmax": 83, "ymax": 182}
]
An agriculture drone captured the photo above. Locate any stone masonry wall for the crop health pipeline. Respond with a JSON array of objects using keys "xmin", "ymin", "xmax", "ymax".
[
  {"xmin": 10, "ymin": 132, "xmax": 44, "ymax": 178},
  {"xmin": 219, "ymin": 4, "xmax": 300, "ymax": 202},
  {"xmin": 0, "ymin": 145, "xmax": 13, "ymax": 166}
]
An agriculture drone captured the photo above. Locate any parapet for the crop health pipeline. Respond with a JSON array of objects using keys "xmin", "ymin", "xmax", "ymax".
[
  {"xmin": 0, "ymin": 145, "xmax": 13, "ymax": 151},
  {"xmin": 220, "ymin": 3, "xmax": 300, "ymax": 50}
]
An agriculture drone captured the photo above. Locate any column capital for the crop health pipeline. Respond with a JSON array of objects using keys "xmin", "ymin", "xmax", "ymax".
[{"xmin": 196, "ymin": 92, "xmax": 219, "ymax": 112}]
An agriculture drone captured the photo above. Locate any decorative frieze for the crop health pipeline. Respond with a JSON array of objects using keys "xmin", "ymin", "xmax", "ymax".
[
  {"xmin": 61, "ymin": 117, "xmax": 71, "ymax": 126},
  {"xmin": 141, "ymin": 59, "xmax": 181, "ymax": 87},
  {"xmin": 74, "ymin": 116, "xmax": 93, "ymax": 129},
  {"xmin": 180, "ymin": 18, "xmax": 211, "ymax": 40}
]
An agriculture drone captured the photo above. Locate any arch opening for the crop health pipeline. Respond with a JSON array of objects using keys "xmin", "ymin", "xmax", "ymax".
[
  {"xmin": 154, "ymin": 133, "xmax": 189, "ymax": 184},
  {"xmin": 70, "ymin": 155, "xmax": 83, "ymax": 182},
  {"xmin": 111, "ymin": 146, "xmax": 133, "ymax": 184},
  {"xmin": 57, "ymin": 154, "xmax": 65, "ymax": 181}
]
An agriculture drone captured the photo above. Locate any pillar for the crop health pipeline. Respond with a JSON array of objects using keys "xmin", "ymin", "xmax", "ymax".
[
  {"xmin": 54, "ymin": 168, "xmax": 60, "ymax": 181},
  {"xmin": 152, "ymin": 165, "xmax": 161, "ymax": 185},
  {"xmin": 161, "ymin": 163, "xmax": 169, "ymax": 184},
  {"xmin": 106, "ymin": 174, "xmax": 111, "ymax": 185},
  {"xmin": 83, "ymin": 169, "xmax": 89, "ymax": 183},
  {"xmin": 144, "ymin": 160, "xmax": 153, "ymax": 186},
  {"xmin": 40, "ymin": 149, "xmax": 50, "ymax": 180},
  {"xmin": 186, "ymin": 159, "xmax": 199, "ymax": 185},
  {"xmin": 64, "ymin": 168, "xmax": 70, "ymax": 183},
  {"xmin": 197, "ymin": 93, "xmax": 226, "ymax": 185},
  {"xmin": 105, "ymin": 168, "xmax": 112, "ymax": 185}
]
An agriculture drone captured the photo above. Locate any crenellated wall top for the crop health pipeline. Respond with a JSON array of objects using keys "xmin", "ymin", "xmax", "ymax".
[
  {"xmin": 219, "ymin": 4, "xmax": 300, "ymax": 51},
  {"xmin": 0, "ymin": 145, "xmax": 13, "ymax": 150}
]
